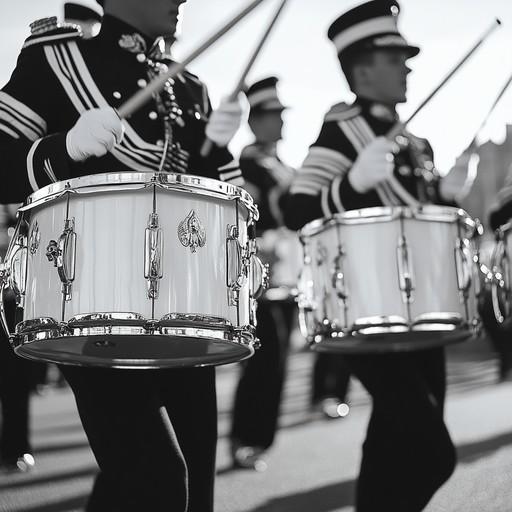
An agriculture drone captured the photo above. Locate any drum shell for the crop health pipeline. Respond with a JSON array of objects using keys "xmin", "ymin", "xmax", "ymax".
[
  {"xmin": 19, "ymin": 187, "xmax": 249, "ymax": 324},
  {"xmin": 298, "ymin": 205, "xmax": 480, "ymax": 350}
]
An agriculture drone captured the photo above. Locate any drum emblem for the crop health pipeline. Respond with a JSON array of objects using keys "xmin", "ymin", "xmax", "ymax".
[{"xmin": 178, "ymin": 210, "xmax": 206, "ymax": 252}]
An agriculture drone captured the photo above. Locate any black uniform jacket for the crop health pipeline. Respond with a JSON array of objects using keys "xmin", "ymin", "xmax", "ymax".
[
  {"xmin": 240, "ymin": 143, "xmax": 294, "ymax": 234},
  {"xmin": 0, "ymin": 14, "xmax": 243, "ymax": 205},
  {"xmin": 284, "ymin": 98, "xmax": 449, "ymax": 231}
]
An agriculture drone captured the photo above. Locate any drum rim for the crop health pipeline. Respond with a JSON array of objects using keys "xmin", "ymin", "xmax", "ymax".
[
  {"xmin": 19, "ymin": 171, "xmax": 258, "ymax": 219},
  {"xmin": 299, "ymin": 205, "xmax": 474, "ymax": 238}
]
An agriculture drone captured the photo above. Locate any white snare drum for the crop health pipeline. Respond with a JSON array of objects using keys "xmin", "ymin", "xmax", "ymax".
[
  {"xmin": 256, "ymin": 227, "xmax": 303, "ymax": 302},
  {"xmin": 0, "ymin": 172, "xmax": 263, "ymax": 368},
  {"xmin": 297, "ymin": 205, "xmax": 482, "ymax": 353},
  {"xmin": 482, "ymin": 223, "xmax": 512, "ymax": 327}
]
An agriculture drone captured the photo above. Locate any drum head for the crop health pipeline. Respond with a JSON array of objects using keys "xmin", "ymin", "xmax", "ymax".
[
  {"xmin": 14, "ymin": 334, "xmax": 254, "ymax": 369},
  {"xmin": 310, "ymin": 330, "xmax": 474, "ymax": 354}
]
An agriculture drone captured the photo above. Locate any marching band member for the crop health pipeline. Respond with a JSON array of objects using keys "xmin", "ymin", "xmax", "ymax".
[
  {"xmin": 484, "ymin": 164, "xmax": 512, "ymax": 380},
  {"xmin": 0, "ymin": 0, "xmax": 243, "ymax": 510},
  {"xmin": 0, "ymin": 204, "xmax": 47, "ymax": 474},
  {"xmin": 229, "ymin": 76, "xmax": 296, "ymax": 470},
  {"xmin": 284, "ymin": 1, "xmax": 467, "ymax": 510}
]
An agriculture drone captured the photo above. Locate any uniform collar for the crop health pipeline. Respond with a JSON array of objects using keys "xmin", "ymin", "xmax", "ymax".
[
  {"xmin": 357, "ymin": 97, "xmax": 398, "ymax": 123},
  {"xmin": 95, "ymin": 14, "xmax": 174, "ymax": 60}
]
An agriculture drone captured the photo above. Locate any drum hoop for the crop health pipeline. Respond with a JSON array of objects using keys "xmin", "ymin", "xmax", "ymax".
[
  {"xmin": 19, "ymin": 171, "xmax": 259, "ymax": 219},
  {"xmin": 299, "ymin": 205, "xmax": 475, "ymax": 238}
]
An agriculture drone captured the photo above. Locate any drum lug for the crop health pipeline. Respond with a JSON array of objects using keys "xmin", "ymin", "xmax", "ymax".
[
  {"xmin": 332, "ymin": 250, "xmax": 348, "ymax": 300},
  {"xmin": 397, "ymin": 235, "xmax": 415, "ymax": 302},
  {"xmin": 0, "ymin": 269, "xmax": 10, "ymax": 338},
  {"xmin": 226, "ymin": 225, "xmax": 250, "ymax": 306},
  {"xmin": 144, "ymin": 213, "xmax": 163, "ymax": 300},
  {"xmin": 454, "ymin": 237, "xmax": 472, "ymax": 296},
  {"xmin": 46, "ymin": 218, "xmax": 76, "ymax": 302}
]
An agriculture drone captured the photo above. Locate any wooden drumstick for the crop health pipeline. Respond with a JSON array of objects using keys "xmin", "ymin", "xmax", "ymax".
[
  {"xmin": 117, "ymin": 0, "xmax": 268, "ymax": 119},
  {"xmin": 387, "ymin": 18, "xmax": 502, "ymax": 140},
  {"xmin": 200, "ymin": 0, "xmax": 290, "ymax": 157}
]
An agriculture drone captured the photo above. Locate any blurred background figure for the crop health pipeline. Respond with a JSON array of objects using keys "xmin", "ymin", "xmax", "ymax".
[
  {"xmin": 310, "ymin": 353, "xmax": 351, "ymax": 419},
  {"xmin": 64, "ymin": 2, "xmax": 102, "ymax": 39},
  {"xmin": 0, "ymin": 204, "xmax": 47, "ymax": 473},
  {"xmin": 478, "ymin": 160, "xmax": 512, "ymax": 381},
  {"xmin": 229, "ymin": 76, "xmax": 299, "ymax": 471}
]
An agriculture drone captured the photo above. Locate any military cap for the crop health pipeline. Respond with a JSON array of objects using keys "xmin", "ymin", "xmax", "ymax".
[
  {"xmin": 65, "ymin": 3, "xmax": 102, "ymax": 23},
  {"xmin": 245, "ymin": 77, "xmax": 286, "ymax": 113},
  {"xmin": 328, "ymin": 0, "xmax": 419, "ymax": 61}
]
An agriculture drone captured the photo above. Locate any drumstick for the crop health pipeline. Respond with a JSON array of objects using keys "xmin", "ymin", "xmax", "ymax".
[
  {"xmin": 200, "ymin": 0, "xmax": 290, "ymax": 157},
  {"xmin": 467, "ymin": 69, "xmax": 512, "ymax": 150},
  {"xmin": 117, "ymin": 0, "xmax": 268, "ymax": 119},
  {"xmin": 387, "ymin": 17, "xmax": 502, "ymax": 140}
]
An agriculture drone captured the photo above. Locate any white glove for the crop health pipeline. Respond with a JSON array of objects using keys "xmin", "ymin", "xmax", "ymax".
[
  {"xmin": 348, "ymin": 136, "xmax": 399, "ymax": 193},
  {"xmin": 439, "ymin": 152, "xmax": 472, "ymax": 202},
  {"xmin": 66, "ymin": 107, "xmax": 125, "ymax": 162},
  {"xmin": 205, "ymin": 95, "xmax": 243, "ymax": 147}
]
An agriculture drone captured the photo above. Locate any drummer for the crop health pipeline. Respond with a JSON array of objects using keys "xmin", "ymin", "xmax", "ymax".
[
  {"xmin": 284, "ymin": 1, "xmax": 469, "ymax": 510},
  {"xmin": 0, "ymin": 0, "xmax": 243, "ymax": 511}
]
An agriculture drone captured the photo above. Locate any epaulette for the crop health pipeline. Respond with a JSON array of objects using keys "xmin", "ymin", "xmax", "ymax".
[
  {"xmin": 22, "ymin": 17, "xmax": 82, "ymax": 50},
  {"xmin": 324, "ymin": 102, "xmax": 362, "ymax": 122}
]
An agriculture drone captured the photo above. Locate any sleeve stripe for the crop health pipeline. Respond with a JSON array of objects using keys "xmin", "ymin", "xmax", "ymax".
[
  {"xmin": 27, "ymin": 138, "xmax": 43, "ymax": 192},
  {"xmin": 330, "ymin": 175, "xmax": 345, "ymax": 212},
  {"xmin": 321, "ymin": 187, "xmax": 332, "ymax": 217},
  {"xmin": 0, "ymin": 123, "xmax": 21, "ymax": 139},
  {"xmin": 0, "ymin": 92, "xmax": 47, "ymax": 138},
  {"xmin": 303, "ymin": 146, "xmax": 353, "ymax": 170}
]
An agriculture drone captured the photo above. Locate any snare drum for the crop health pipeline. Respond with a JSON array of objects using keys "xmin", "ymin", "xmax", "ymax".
[
  {"xmin": 297, "ymin": 205, "xmax": 482, "ymax": 353},
  {"xmin": 0, "ymin": 172, "xmax": 263, "ymax": 368},
  {"xmin": 482, "ymin": 222, "xmax": 512, "ymax": 328}
]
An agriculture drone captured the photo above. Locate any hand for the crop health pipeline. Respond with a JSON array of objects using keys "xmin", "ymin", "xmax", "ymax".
[
  {"xmin": 440, "ymin": 152, "xmax": 472, "ymax": 202},
  {"xmin": 66, "ymin": 108, "xmax": 125, "ymax": 162},
  {"xmin": 348, "ymin": 136, "xmax": 399, "ymax": 193},
  {"xmin": 205, "ymin": 95, "xmax": 243, "ymax": 147}
]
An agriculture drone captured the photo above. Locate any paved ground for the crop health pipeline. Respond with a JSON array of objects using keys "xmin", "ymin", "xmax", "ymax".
[{"xmin": 1, "ymin": 332, "xmax": 512, "ymax": 512}]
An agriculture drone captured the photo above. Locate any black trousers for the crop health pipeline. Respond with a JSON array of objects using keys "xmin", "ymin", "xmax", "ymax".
[
  {"xmin": 230, "ymin": 300, "xmax": 295, "ymax": 449},
  {"xmin": 345, "ymin": 347, "xmax": 456, "ymax": 512},
  {"xmin": 311, "ymin": 353, "xmax": 351, "ymax": 405},
  {"xmin": 59, "ymin": 364, "xmax": 217, "ymax": 512},
  {"xmin": 0, "ymin": 292, "xmax": 46, "ymax": 462}
]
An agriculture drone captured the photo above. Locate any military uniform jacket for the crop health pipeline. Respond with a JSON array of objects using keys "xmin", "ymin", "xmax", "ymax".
[
  {"xmin": 0, "ymin": 15, "xmax": 243, "ymax": 205},
  {"xmin": 488, "ymin": 169, "xmax": 512, "ymax": 231},
  {"xmin": 284, "ymin": 98, "xmax": 449, "ymax": 231},
  {"xmin": 240, "ymin": 143, "xmax": 294, "ymax": 234}
]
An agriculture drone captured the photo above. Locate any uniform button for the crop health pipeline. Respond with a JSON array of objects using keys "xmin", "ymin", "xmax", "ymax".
[
  {"xmin": 149, "ymin": 111, "xmax": 158, "ymax": 120},
  {"xmin": 136, "ymin": 53, "xmax": 146, "ymax": 63},
  {"xmin": 137, "ymin": 78, "xmax": 147, "ymax": 88},
  {"xmin": 112, "ymin": 91, "xmax": 121, "ymax": 99},
  {"xmin": 156, "ymin": 139, "xmax": 164, "ymax": 147}
]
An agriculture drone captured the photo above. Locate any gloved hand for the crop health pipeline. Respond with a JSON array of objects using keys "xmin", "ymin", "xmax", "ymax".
[
  {"xmin": 205, "ymin": 95, "xmax": 243, "ymax": 147},
  {"xmin": 348, "ymin": 136, "xmax": 399, "ymax": 193},
  {"xmin": 439, "ymin": 152, "xmax": 473, "ymax": 202},
  {"xmin": 66, "ymin": 107, "xmax": 125, "ymax": 162}
]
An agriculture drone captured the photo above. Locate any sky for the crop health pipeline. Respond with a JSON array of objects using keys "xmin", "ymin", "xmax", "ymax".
[{"xmin": 2, "ymin": 0, "xmax": 512, "ymax": 174}]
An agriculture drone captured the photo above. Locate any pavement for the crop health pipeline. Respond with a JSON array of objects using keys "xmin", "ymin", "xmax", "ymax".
[{"xmin": 1, "ymin": 331, "xmax": 512, "ymax": 512}]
